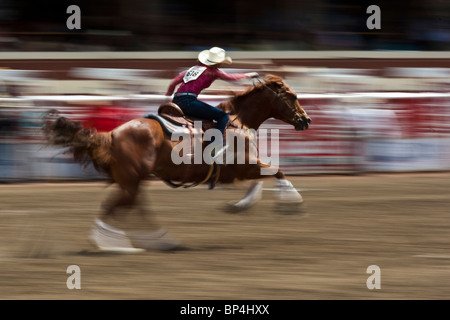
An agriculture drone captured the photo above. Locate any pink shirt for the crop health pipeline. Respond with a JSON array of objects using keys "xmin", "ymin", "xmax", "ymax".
[{"xmin": 166, "ymin": 65, "xmax": 249, "ymax": 96}]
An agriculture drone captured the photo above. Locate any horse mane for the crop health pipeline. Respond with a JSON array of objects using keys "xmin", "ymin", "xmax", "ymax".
[{"xmin": 217, "ymin": 74, "xmax": 287, "ymax": 115}]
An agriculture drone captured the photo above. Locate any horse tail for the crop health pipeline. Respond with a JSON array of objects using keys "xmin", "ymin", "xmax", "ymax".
[{"xmin": 43, "ymin": 111, "xmax": 113, "ymax": 174}]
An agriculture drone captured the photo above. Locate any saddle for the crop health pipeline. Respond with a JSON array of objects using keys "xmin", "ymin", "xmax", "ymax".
[
  {"xmin": 143, "ymin": 103, "xmax": 222, "ymax": 190},
  {"xmin": 157, "ymin": 102, "xmax": 216, "ymax": 133}
]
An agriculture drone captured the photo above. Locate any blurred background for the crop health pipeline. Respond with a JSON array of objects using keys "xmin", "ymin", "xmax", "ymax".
[
  {"xmin": 0, "ymin": 0, "xmax": 449, "ymax": 181},
  {"xmin": 0, "ymin": 0, "xmax": 448, "ymax": 51}
]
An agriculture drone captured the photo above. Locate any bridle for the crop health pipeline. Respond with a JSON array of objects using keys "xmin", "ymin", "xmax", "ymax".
[{"xmin": 253, "ymin": 77, "xmax": 305, "ymax": 125}]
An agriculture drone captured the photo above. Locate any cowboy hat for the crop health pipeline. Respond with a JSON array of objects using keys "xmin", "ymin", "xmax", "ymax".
[{"xmin": 198, "ymin": 47, "xmax": 232, "ymax": 66}]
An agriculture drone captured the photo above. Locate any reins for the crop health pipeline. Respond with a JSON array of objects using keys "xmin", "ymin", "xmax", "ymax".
[
  {"xmin": 254, "ymin": 76, "xmax": 281, "ymax": 99},
  {"xmin": 253, "ymin": 76, "xmax": 301, "ymax": 124}
]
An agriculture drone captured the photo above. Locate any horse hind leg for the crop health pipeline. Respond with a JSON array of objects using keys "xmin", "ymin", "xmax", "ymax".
[
  {"xmin": 89, "ymin": 218, "xmax": 146, "ymax": 253},
  {"xmin": 90, "ymin": 153, "xmax": 180, "ymax": 252},
  {"xmin": 89, "ymin": 185, "xmax": 144, "ymax": 253},
  {"xmin": 90, "ymin": 182, "xmax": 181, "ymax": 252},
  {"xmin": 89, "ymin": 182, "xmax": 144, "ymax": 253}
]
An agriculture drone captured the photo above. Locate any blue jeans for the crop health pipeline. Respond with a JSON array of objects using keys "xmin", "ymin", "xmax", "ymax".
[{"xmin": 172, "ymin": 95, "xmax": 229, "ymax": 135}]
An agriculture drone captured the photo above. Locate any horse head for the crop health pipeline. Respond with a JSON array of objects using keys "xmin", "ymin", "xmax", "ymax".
[{"xmin": 259, "ymin": 74, "xmax": 311, "ymax": 131}]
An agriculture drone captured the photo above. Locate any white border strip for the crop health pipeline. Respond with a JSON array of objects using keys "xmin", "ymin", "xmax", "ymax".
[{"xmin": 0, "ymin": 51, "xmax": 449, "ymax": 60}]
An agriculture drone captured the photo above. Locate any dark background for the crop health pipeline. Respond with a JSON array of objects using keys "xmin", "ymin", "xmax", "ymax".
[{"xmin": 0, "ymin": 0, "xmax": 448, "ymax": 51}]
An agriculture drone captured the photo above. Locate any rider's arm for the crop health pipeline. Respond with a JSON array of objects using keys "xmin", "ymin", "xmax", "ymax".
[
  {"xmin": 165, "ymin": 71, "xmax": 187, "ymax": 96},
  {"xmin": 215, "ymin": 69, "xmax": 259, "ymax": 81}
]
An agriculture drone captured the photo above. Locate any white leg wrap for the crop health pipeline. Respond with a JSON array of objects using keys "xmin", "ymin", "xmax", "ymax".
[
  {"xmin": 275, "ymin": 179, "xmax": 303, "ymax": 202},
  {"xmin": 234, "ymin": 181, "xmax": 263, "ymax": 208},
  {"xmin": 90, "ymin": 219, "xmax": 180, "ymax": 252},
  {"xmin": 89, "ymin": 219, "xmax": 144, "ymax": 253},
  {"xmin": 127, "ymin": 229, "xmax": 180, "ymax": 251}
]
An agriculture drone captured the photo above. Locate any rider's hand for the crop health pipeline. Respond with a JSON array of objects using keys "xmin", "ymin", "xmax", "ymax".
[{"xmin": 245, "ymin": 72, "xmax": 259, "ymax": 78}]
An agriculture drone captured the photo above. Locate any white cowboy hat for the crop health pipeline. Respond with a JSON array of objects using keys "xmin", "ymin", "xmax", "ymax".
[{"xmin": 198, "ymin": 47, "xmax": 232, "ymax": 66}]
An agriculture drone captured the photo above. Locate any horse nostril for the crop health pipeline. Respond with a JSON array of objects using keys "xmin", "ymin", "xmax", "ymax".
[{"xmin": 307, "ymin": 118, "xmax": 311, "ymax": 124}]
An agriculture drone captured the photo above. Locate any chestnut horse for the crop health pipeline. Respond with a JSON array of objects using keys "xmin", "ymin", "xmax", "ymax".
[{"xmin": 43, "ymin": 74, "xmax": 311, "ymax": 252}]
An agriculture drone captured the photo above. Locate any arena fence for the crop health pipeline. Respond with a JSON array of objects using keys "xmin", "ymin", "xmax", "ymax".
[{"xmin": 1, "ymin": 91, "xmax": 449, "ymax": 182}]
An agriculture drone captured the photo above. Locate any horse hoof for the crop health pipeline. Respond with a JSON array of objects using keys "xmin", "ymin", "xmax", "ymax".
[
  {"xmin": 224, "ymin": 201, "xmax": 251, "ymax": 214},
  {"xmin": 128, "ymin": 229, "xmax": 181, "ymax": 252},
  {"xmin": 89, "ymin": 219, "xmax": 145, "ymax": 253},
  {"xmin": 274, "ymin": 201, "xmax": 306, "ymax": 215}
]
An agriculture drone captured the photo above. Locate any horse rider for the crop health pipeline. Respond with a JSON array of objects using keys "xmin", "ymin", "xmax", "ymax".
[{"xmin": 165, "ymin": 46, "xmax": 259, "ymax": 159}]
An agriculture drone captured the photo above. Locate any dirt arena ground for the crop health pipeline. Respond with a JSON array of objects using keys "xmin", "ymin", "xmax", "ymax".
[{"xmin": 0, "ymin": 172, "xmax": 449, "ymax": 300}]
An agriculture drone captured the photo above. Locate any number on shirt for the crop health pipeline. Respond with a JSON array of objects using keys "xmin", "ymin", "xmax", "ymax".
[{"xmin": 183, "ymin": 66, "xmax": 207, "ymax": 83}]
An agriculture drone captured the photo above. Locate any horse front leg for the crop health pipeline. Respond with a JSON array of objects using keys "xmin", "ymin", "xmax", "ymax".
[
  {"xmin": 223, "ymin": 161, "xmax": 270, "ymax": 213},
  {"xmin": 272, "ymin": 169, "xmax": 306, "ymax": 214},
  {"xmin": 228, "ymin": 162, "xmax": 305, "ymax": 214},
  {"xmin": 243, "ymin": 161, "xmax": 304, "ymax": 203},
  {"xmin": 273, "ymin": 170, "xmax": 303, "ymax": 203},
  {"xmin": 225, "ymin": 180, "xmax": 264, "ymax": 213}
]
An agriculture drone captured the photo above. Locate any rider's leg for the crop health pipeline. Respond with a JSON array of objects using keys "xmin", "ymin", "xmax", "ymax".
[
  {"xmin": 174, "ymin": 97, "xmax": 230, "ymax": 157},
  {"xmin": 182, "ymin": 98, "xmax": 229, "ymax": 133},
  {"xmin": 194, "ymin": 101, "xmax": 229, "ymax": 159},
  {"xmin": 173, "ymin": 96, "xmax": 229, "ymax": 131}
]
